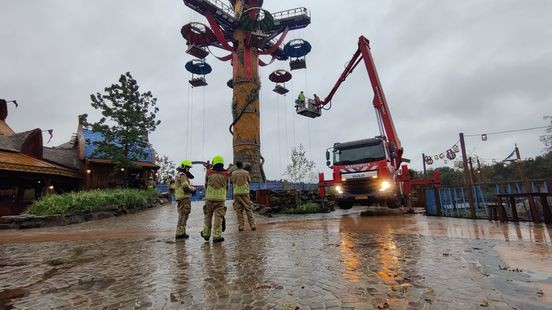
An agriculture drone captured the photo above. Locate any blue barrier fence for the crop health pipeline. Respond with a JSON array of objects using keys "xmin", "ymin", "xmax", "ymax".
[
  {"xmin": 156, "ymin": 182, "xmax": 318, "ymax": 202},
  {"xmin": 425, "ymin": 180, "xmax": 550, "ymax": 219}
]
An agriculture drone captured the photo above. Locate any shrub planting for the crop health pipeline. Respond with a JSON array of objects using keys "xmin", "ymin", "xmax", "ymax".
[{"xmin": 27, "ymin": 189, "xmax": 159, "ymax": 216}]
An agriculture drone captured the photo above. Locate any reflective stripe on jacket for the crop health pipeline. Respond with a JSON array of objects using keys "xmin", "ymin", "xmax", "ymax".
[
  {"xmin": 230, "ymin": 168, "xmax": 250, "ymax": 195},
  {"xmin": 175, "ymin": 172, "xmax": 192, "ymax": 200},
  {"xmin": 205, "ymin": 170, "xmax": 228, "ymax": 201}
]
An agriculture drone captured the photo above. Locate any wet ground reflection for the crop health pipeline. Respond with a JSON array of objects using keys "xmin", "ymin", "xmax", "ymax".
[{"xmin": 0, "ymin": 203, "xmax": 551, "ymax": 308}]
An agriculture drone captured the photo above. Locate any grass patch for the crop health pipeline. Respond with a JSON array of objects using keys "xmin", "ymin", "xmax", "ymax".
[
  {"xmin": 282, "ymin": 202, "xmax": 321, "ymax": 214},
  {"xmin": 26, "ymin": 189, "xmax": 159, "ymax": 216}
]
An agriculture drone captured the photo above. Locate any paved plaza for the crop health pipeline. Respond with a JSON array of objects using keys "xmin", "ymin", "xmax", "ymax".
[{"xmin": 1, "ymin": 202, "xmax": 551, "ymax": 309}]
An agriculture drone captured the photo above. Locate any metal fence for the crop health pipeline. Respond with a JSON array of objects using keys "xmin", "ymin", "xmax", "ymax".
[{"xmin": 425, "ymin": 180, "xmax": 551, "ymax": 220}]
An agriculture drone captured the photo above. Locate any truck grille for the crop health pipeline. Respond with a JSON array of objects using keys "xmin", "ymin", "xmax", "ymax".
[{"xmin": 343, "ymin": 179, "xmax": 378, "ymax": 195}]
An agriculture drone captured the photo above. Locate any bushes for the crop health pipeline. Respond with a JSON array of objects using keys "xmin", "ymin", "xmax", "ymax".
[
  {"xmin": 282, "ymin": 202, "xmax": 321, "ymax": 214},
  {"xmin": 27, "ymin": 189, "xmax": 159, "ymax": 216}
]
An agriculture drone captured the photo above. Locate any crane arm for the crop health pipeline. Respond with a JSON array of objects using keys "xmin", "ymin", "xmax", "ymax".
[{"xmin": 315, "ymin": 36, "xmax": 403, "ymax": 167}]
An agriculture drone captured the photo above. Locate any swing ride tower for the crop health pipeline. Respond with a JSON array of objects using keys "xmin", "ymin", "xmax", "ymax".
[{"xmin": 180, "ymin": 0, "xmax": 311, "ymax": 182}]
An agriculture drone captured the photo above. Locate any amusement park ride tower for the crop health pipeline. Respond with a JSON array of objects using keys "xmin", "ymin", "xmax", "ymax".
[{"xmin": 180, "ymin": 0, "xmax": 311, "ymax": 182}]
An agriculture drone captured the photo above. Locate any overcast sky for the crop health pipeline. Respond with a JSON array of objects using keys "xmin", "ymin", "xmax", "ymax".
[{"xmin": 1, "ymin": 0, "xmax": 551, "ymax": 183}]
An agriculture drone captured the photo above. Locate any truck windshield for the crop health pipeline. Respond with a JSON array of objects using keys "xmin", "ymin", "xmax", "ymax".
[{"xmin": 334, "ymin": 142, "xmax": 385, "ymax": 165}]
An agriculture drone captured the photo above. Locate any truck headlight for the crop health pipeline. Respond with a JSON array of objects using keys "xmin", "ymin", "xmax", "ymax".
[
  {"xmin": 379, "ymin": 180, "xmax": 392, "ymax": 192},
  {"xmin": 335, "ymin": 184, "xmax": 344, "ymax": 194}
]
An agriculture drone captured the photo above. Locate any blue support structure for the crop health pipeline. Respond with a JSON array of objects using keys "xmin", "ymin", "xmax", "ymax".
[
  {"xmin": 514, "ymin": 182, "xmax": 530, "ymax": 220},
  {"xmin": 460, "ymin": 187, "xmax": 467, "ymax": 217},
  {"xmin": 476, "ymin": 185, "xmax": 489, "ymax": 218},
  {"xmin": 425, "ymin": 189, "xmax": 437, "ymax": 215}
]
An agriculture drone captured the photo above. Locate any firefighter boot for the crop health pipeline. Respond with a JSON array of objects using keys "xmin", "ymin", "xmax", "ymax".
[
  {"xmin": 212, "ymin": 227, "xmax": 224, "ymax": 243},
  {"xmin": 200, "ymin": 227, "xmax": 210, "ymax": 241},
  {"xmin": 175, "ymin": 226, "xmax": 189, "ymax": 240}
]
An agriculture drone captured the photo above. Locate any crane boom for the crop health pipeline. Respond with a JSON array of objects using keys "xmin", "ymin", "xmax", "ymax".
[{"xmin": 315, "ymin": 36, "xmax": 403, "ymax": 168}]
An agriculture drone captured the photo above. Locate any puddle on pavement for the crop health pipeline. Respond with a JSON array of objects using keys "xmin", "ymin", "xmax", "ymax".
[
  {"xmin": 496, "ymin": 243, "xmax": 552, "ymax": 305},
  {"xmin": 1, "ymin": 203, "xmax": 551, "ymax": 245},
  {"xmin": 267, "ymin": 214, "xmax": 552, "ymax": 242},
  {"xmin": 536, "ymin": 283, "xmax": 552, "ymax": 304}
]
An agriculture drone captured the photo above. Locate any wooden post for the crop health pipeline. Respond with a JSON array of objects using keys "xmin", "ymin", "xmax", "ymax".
[
  {"xmin": 459, "ymin": 133, "xmax": 476, "ymax": 218},
  {"xmin": 498, "ymin": 197, "xmax": 507, "ymax": 222},
  {"xmin": 515, "ymin": 145, "xmax": 540, "ymax": 223},
  {"xmin": 422, "ymin": 153, "xmax": 427, "ymax": 176},
  {"xmin": 468, "ymin": 157, "xmax": 476, "ymax": 184},
  {"xmin": 509, "ymin": 196, "xmax": 518, "ymax": 222},
  {"xmin": 540, "ymin": 194, "xmax": 552, "ymax": 224},
  {"xmin": 434, "ymin": 187, "xmax": 443, "ymax": 216}
]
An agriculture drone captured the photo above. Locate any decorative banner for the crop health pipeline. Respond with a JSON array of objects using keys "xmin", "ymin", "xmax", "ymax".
[
  {"xmin": 43, "ymin": 129, "xmax": 53, "ymax": 143},
  {"xmin": 452, "ymin": 144, "xmax": 460, "ymax": 153},
  {"xmin": 503, "ymin": 149, "xmax": 516, "ymax": 162},
  {"xmin": 481, "ymin": 134, "xmax": 488, "ymax": 141},
  {"xmin": 439, "ymin": 153, "xmax": 445, "ymax": 159},
  {"xmin": 434, "ymin": 155, "xmax": 439, "ymax": 160},
  {"xmin": 426, "ymin": 157, "xmax": 433, "ymax": 165}
]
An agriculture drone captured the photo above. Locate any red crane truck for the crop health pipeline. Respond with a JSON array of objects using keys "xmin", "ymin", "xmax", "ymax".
[{"xmin": 297, "ymin": 36, "xmax": 409, "ymax": 209}]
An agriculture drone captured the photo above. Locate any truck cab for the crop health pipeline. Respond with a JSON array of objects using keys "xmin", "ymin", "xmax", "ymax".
[{"xmin": 326, "ymin": 137, "xmax": 401, "ymax": 209}]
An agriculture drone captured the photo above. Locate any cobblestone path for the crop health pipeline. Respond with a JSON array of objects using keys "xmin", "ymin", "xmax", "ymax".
[{"xmin": 1, "ymin": 202, "xmax": 551, "ymax": 309}]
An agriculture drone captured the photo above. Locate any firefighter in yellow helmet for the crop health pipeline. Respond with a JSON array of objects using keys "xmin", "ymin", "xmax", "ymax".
[
  {"xmin": 201, "ymin": 155, "xmax": 229, "ymax": 242},
  {"xmin": 175, "ymin": 160, "xmax": 196, "ymax": 239},
  {"xmin": 230, "ymin": 161, "xmax": 256, "ymax": 231}
]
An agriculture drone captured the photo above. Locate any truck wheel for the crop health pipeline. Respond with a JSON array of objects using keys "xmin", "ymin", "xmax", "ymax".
[
  {"xmin": 337, "ymin": 200, "xmax": 354, "ymax": 209},
  {"xmin": 385, "ymin": 197, "xmax": 402, "ymax": 209}
]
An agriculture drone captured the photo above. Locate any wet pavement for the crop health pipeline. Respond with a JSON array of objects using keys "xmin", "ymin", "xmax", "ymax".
[{"xmin": 1, "ymin": 202, "xmax": 551, "ymax": 309}]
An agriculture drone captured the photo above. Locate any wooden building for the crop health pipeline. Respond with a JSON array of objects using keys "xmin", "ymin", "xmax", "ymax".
[
  {"xmin": 0, "ymin": 99, "xmax": 158, "ymax": 215},
  {"xmin": 0, "ymin": 100, "xmax": 81, "ymax": 216},
  {"xmin": 78, "ymin": 125, "xmax": 158, "ymax": 189}
]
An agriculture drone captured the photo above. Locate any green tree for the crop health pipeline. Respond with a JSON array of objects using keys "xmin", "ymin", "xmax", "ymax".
[
  {"xmin": 81, "ymin": 72, "xmax": 160, "ymax": 174},
  {"xmin": 155, "ymin": 153, "xmax": 175, "ymax": 184},
  {"xmin": 540, "ymin": 115, "xmax": 552, "ymax": 153},
  {"xmin": 285, "ymin": 144, "xmax": 316, "ymax": 183}
]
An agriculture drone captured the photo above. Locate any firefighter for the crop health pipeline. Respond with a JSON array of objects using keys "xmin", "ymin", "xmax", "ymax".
[
  {"xmin": 296, "ymin": 91, "xmax": 306, "ymax": 111},
  {"xmin": 298, "ymin": 90, "xmax": 305, "ymax": 103},
  {"xmin": 230, "ymin": 161, "xmax": 256, "ymax": 231},
  {"xmin": 201, "ymin": 155, "xmax": 229, "ymax": 242},
  {"xmin": 175, "ymin": 160, "xmax": 196, "ymax": 239}
]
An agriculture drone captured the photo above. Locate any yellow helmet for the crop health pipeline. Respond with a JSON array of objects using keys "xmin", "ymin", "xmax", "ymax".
[
  {"xmin": 180, "ymin": 160, "xmax": 192, "ymax": 168},
  {"xmin": 211, "ymin": 155, "xmax": 224, "ymax": 166}
]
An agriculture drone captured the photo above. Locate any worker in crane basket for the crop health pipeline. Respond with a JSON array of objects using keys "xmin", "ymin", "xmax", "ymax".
[
  {"xmin": 296, "ymin": 91, "xmax": 306, "ymax": 111},
  {"xmin": 298, "ymin": 91, "xmax": 305, "ymax": 102},
  {"xmin": 174, "ymin": 160, "xmax": 196, "ymax": 239},
  {"xmin": 230, "ymin": 161, "xmax": 256, "ymax": 231},
  {"xmin": 201, "ymin": 155, "xmax": 229, "ymax": 242}
]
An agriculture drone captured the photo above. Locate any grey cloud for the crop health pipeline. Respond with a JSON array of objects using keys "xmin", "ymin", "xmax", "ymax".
[{"xmin": 1, "ymin": 0, "xmax": 550, "ymax": 182}]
